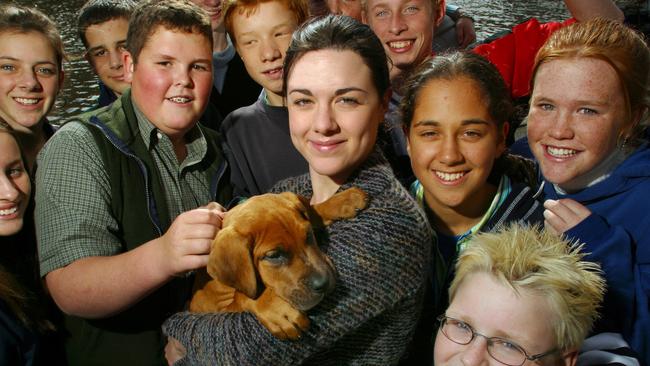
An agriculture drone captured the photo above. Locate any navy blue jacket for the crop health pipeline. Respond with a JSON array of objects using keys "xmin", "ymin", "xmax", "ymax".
[{"xmin": 542, "ymin": 144, "xmax": 650, "ymax": 364}]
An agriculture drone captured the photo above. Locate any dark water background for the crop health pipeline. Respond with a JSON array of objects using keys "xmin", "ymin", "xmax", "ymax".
[{"xmin": 12, "ymin": 0, "xmax": 641, "ymax": 124}]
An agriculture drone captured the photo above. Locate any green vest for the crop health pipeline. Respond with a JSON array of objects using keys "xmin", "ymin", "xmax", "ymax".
[{"xmin": 62, "ymin": 91, "xmax": 231, "ymax": 365}]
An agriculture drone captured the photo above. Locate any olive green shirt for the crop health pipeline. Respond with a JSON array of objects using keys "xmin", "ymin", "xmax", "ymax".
[{"xmin": 36, "ymin": 100, "xmax": 212, "ymax": 276}]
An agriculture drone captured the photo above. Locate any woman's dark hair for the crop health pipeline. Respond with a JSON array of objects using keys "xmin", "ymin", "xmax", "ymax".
[
  {"xmin": 282, "ymin": 15, "xmax": 390, "ymax": 99},
  {"xmin": 400, "ymin": 51, "xmax": 513, "ymax": 133}
]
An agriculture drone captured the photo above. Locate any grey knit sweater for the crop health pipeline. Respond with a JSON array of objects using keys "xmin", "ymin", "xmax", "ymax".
[{"xmin": 163, "ymin": 150, "xmax": 433, "ymax": 365}]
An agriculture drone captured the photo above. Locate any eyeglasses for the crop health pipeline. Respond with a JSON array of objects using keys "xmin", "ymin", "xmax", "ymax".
[{"xmin": 437, "ymin": 315, "xmax": 559, "ymax": 366}]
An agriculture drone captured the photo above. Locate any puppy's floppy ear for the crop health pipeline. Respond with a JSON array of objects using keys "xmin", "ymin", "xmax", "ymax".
[
  {"xmin": 207, "ymin": 226, "xmax": 258, "ymax": 299},
  {"xmin": 294, "ymin": 193, "xmax": 325, "ymax": 229}
]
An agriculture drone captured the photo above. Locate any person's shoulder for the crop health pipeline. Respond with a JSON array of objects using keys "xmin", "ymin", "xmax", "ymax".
[
  {"xmin": 37, "ymin": 116, "xmax": 108, "ymax": 176},
  {"xmin": 496, "ymin": 179, "xmax": 544, "ymax": 227},
  {"xmin": 622, "ymin": 144, "xmax": 650, "ymax": 170},
  {"xmin": 598, "ymin": 145, "xmax": 650, "ymax": 195},
  {"xmin": 501, "ymin": 153, "xmax": 538, "ymax": 188},
  {"xmin": 361, "ymin": 170, "xmax": 430, "ymax": 235},
  {"xmin": 220, "ymin": 102, "xmax": 262, "ymax": 134},
  {"xmin": 354, "ymin": 152, "xmax": 415, "ymax": 206},
  {"xmin": 44, "ymin": 119, "xmax": 97, "ymax": 149},
  {"xmin": 269, "ymin": 174, "xmax": 311, "ymax": 196},
  {"xmin": 346, "ymin": 180, "xmax": 432, "ymax": 275},
  {"xmin": 51, "ymin": 98, "xmax": 125, "ymax": 138},
  {"xmin": 578, "ymin": 333, "xmax": 643, "ymax": 366}
]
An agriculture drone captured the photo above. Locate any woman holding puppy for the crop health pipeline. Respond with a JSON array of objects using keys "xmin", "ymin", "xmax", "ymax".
[{"xmin": 164, "ymin": 15, "xmax": 432, "ymax": 365}]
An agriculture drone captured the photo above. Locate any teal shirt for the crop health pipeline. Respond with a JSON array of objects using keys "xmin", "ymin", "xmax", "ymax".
[{"xmin": 409, "ymin": 175, "xmax": 511, "ymax": 313}]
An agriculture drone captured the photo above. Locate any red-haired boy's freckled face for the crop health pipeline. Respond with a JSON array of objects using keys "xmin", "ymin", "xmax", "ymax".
[
  {"xmin": 126, "ymin": 28, "xmax": 213, "ymax": 139},
  {"xmin": 231, "ymin": 1, "xmax": 298, "ymax": 105},
  {"xmin": 85, "ymin": 18, "xmax": 130, "ymax": 96},
  {"xmin": 0, "ymin": 31, "xmax": 63, "ymax": 133}
]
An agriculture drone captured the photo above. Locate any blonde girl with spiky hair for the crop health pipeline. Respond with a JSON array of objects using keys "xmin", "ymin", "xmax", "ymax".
[{"xmin": 435, "ymin": 223, "xmax": 606, "ymax": 366}]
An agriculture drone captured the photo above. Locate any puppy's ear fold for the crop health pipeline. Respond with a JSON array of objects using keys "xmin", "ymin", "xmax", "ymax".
[
  {"xmin": 295, "ymin": 194, "xmax": 325, "ymax": 229},
  {"xmin": 295, "ymin": 194, "xmax": 310, "ymax": 216},
  {"xmin": 207, "ymin": 226, "xmax": 258, "ymax": 299}
]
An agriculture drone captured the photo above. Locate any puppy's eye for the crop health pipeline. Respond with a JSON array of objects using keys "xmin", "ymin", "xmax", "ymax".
[{"xmin": 263, "ymin": 249, "xmax": 289, "ymax": 264}]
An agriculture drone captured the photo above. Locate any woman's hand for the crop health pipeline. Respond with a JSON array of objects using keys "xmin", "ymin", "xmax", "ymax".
[
  {"xmin": 165, "ymin": 337, "xmax": 187, "ymax": 365},
  {"xmin": 543, "ymin": 199, "xmax": 592, "ymax": 235}
]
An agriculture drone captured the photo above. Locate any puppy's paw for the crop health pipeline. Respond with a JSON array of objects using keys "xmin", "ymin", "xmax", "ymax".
[
  {"xmin": 345, "ymin": 187, "xmax": 369, "ymax": 212},
  {"xmin": 332, "ymin": 187, "xmax": 368, "ymax": 219},
  {"xmin": 314, "ymin": 187, "xmax": 368, "ymax": 224},
  {"xmin": 258, "ymin": 307, "xmax": 309, "ymax": 340},
  {"xmin": 251, "ymin": 289, "xmax": 310, "ymax": 340}
]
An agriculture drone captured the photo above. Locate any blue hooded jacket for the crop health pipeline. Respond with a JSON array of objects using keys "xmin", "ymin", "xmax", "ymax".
[{"xmin": 542, "ymin": 144, "xmax": 650, "ymax": 364}]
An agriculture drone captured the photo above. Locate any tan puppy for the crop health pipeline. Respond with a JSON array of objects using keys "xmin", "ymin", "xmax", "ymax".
[{"xmin": 190, "ymin": 187, "xmax": 367, "ymax": 339}]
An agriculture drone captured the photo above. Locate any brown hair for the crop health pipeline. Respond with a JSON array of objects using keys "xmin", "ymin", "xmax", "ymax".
[
  {"xmin": 223, "ymin": 0, "xmax": 309, "ymax": 45},
  {"xmin": 400, "ymin": 51, "xmax": 512, "ymax": 134},
  {"xmin": 531, "ymin": 18, "xmax": 650, "ymax": 146},
  {"xmin": 126, "ymin": 0, "xmax": 213, "ymax": 64},
  {"xmin": 283, "ymin": 15, "xmax": 389, "ymax": 101},
  {"xmin": 77, "ymin": 0, "xmax": 138, "ymax": 48},
  {"xmin": 0, "ymin": 119, "xmax": 52, "ymax": 333},
  {"xmin": 400, "ymin": 51, "xmax": 536, "ymax": 186},
  {"xmin": 0, "ymin": 119, "xmax": 28, "ymax": 173},
  {"xmin": 0, "ymin": 4, "xmax": 66, "ymax": 71}
]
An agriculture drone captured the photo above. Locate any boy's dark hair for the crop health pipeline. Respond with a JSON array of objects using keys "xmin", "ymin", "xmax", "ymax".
[
  {"xmin": 126, "ymin": 0, "xmax": 213, "ymax": 64},
  {"xmin": 77, "ymin": 0, "xmax": 138, "ymax": 48},
  {"xmin": 0, "ymin": 3, "xmax": 66, "ymax": 71}
]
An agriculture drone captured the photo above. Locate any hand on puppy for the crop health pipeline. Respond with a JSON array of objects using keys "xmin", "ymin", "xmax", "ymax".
[{"xmin": 158, "ymin": 203, "xmax": 226, "ymax": 277}]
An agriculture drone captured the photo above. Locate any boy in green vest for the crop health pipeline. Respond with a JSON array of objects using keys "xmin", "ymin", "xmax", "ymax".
[{"xmin": 35, "ymin": 0, "xmax": 231, "ymax": 364}]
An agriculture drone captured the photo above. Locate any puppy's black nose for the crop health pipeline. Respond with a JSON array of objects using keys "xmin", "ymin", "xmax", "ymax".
[{"xmin": 307, "ymin": 272, "xmax": 330, "ymax": 293}]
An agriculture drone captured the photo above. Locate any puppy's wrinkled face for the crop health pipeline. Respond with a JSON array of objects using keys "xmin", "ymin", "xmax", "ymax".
[{"xmin": 236, "ymin": 193, "xmax": 336, "ymax": 311}]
